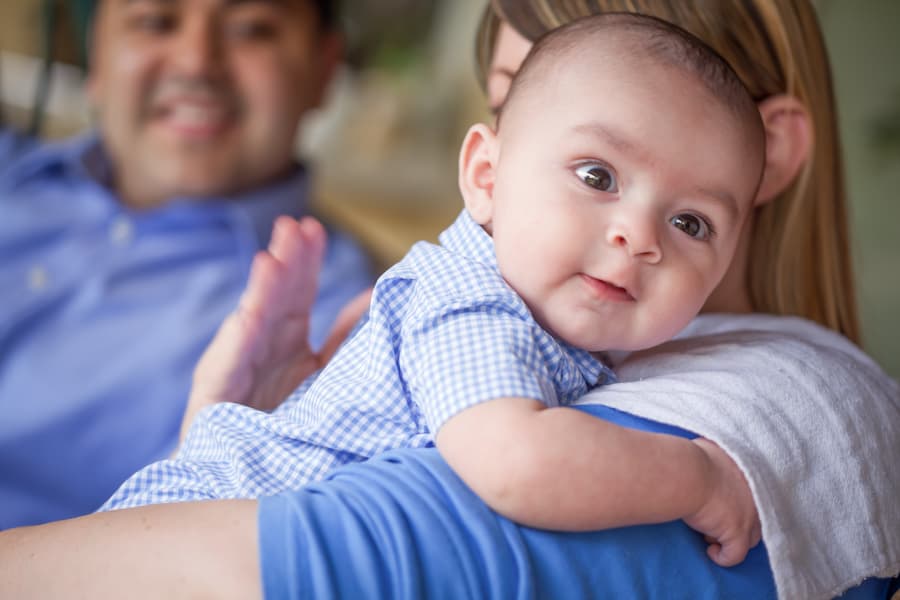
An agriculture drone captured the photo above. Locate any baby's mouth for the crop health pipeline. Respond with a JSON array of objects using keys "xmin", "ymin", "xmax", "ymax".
[{"xmin": 579, "ymin": 274, "xmax": 635, "ymax": 302}]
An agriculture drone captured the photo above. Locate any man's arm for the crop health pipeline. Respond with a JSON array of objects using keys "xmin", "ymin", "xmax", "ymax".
[{"xmin": 436, "ymin": 397, "xmax": 759, "ymax": 566}]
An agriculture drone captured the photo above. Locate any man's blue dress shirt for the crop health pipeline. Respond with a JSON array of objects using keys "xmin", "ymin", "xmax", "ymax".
[{"xmin": 0, "ymin": 128, "xmax": 374, "ymax": 528}]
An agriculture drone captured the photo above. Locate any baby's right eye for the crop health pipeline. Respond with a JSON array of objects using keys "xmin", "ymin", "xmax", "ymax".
[{"xmin": 574, "ymin": 163, "xmax": 618, "ymax": 193}]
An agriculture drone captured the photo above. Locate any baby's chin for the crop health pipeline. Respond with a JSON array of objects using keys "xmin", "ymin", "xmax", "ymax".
[
  {"xmin": 546, "ymin": 323, "xmax": 620, "ymax": 353},
  {"xmin": 538, "ymin": 308, "xmax": 680, "ymax": 354},
  {"xmin": 553, "ymin": 324, "xmax": 674, "ymax": 355}
]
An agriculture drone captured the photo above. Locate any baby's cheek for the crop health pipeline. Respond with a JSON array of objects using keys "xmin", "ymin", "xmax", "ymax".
[
  {"xmin": 681, "ymin": 252, "xmax": 725, "ymax": 290},
  {"xmin": 665, "ymin": 268, "xmax": 712, "ymax": 314}
]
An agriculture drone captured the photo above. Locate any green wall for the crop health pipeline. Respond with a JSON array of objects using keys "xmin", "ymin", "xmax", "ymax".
[{"xmin": 819, "ymin": 1, "xmax": 900, "ymax": 378}]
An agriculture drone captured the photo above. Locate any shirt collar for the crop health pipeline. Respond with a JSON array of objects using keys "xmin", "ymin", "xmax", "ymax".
[
  {"xmin": 217, "ymin": 166, "xmax": 310, "ymax": 248},
  {"xmin": 567, "ymin": 343, "xmax": 616, "ymax": 385},
  {"xmin": 438, "ymin": 210, "xmax": 615, "ymax": 386},
  {"xmin": 11, "ymin": 131, "xmax": 308, "ymax": 247},
  {"xmin": 437, "ymin": 209, "xmax": 499, "ymax": 269},
  {"xmin": 3, "ymin": 131, "xmax": 99, "ymax": 186}
]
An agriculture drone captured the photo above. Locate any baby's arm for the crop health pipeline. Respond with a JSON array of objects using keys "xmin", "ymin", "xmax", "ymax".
[{"xmin": 435, "ymin": 398, "xmax": 759, "ymax": 566}]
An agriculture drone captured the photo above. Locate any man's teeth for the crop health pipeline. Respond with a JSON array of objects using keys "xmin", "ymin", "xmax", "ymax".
[{"xmin": 167, "ymin": 104, "xmax": 227, "ymax": 127}]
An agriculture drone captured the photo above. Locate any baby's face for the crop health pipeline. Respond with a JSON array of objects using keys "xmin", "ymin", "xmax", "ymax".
[{"xmin": 483, "ymin": 55, "xmax": 760, "ymax": 352}]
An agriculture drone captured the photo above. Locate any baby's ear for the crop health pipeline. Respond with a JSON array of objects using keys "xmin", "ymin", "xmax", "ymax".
[{"xmin": 458, "ymin": 123, "xmax": 499, "ymax": 226}]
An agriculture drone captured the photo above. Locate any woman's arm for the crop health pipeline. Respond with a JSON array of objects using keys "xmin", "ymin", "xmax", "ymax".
[
  {"xmin": 6, "ymin": 408, "xmax": 887, "ymax": 599},
  {"xmin": 260, "ymin": 440, "xmax": 776, "ymax": 599},
  {"xmin": 436, "ymin": 397, "xmax": 759, "ymax": 566},
  {"xmin": 0, "ymin": 501, "xmax": 261, "ymax": 600}
]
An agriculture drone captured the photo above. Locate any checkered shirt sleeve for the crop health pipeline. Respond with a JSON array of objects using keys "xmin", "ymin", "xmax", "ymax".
[{"xmin": 101, "ymin": 211, "xmax": 611, "ymax": 511}]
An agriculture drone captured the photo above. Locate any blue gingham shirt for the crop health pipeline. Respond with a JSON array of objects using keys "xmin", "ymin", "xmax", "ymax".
[
  {"xmin": 102, "ymin": 210, "xmax": 614, "ymax": 509},
  {"xmin": 0, "ymin": 128, "xmax": 373, "ymax": 528}
]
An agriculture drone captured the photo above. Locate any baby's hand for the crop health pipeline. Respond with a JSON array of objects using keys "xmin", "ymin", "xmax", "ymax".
[
  {"xmin": 683, "ymin": 438, "xmax": 761, "ymax": 567},
  {"xmin": 184, "ymin": 217, "xmax": 369, "ymax": 442}
]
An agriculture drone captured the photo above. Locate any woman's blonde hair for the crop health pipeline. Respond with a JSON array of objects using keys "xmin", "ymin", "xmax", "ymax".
[{"xmin": 476, "ymin": 0, "xmax": 859, "ymax": 343}]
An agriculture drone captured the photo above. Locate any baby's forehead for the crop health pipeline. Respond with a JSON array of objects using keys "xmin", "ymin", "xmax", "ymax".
[
  {"xmin": 502, "ymin": 15, "xmax": 764, "ymax": 173},
  {"xmin": 502, "ymin": 41, "xmax": 732, "ymax": 138},
  {"xmin": 511, "ymin": 25, "xmax": 735, "ymax": 116}
]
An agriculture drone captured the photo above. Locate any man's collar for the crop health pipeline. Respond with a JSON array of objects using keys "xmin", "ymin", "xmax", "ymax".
[
  {"xmin": 10, "ymin": 131, "xmax": 310, "ymax": 246},
  {"xmin": 3, "ymin": 131, "xmax": 99, "ymax": 186},
  {"xmin": 221, "ymin": 167, "xmax": 310, "ymax": 247}
]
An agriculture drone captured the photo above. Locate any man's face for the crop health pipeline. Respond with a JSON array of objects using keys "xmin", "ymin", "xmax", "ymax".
[{"xmin": 88, "ymin": 0, "xmax": 340, "ymax": 207}]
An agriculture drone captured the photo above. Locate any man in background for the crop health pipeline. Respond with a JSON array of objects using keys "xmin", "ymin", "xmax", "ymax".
[{"xmin": 0, "ymin": 0, "xmax": 373, "ymax": 528}]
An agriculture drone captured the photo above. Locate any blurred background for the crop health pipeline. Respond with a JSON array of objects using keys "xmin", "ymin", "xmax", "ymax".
[{"xmin": 1, "ymin": 0, "xmax": 897, "ymax": 378}]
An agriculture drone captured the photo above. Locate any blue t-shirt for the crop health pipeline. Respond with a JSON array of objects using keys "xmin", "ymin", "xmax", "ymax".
[
  {"xmin": 0, "ymin": 128, "xmax": 374, "ymax": 528},
  {"xmin": 102, "ymin": 210, "xmax": 614, "ymax": 509},
  {"xmin": 258, "ymin": 405, "xmax": 895, "ymax": 599}
]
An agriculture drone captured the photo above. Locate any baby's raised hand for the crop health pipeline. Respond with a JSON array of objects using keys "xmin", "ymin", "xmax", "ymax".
[
  {"xmin": 683, "ymin": 438, "xmax": 761, "ymax": 567},
  {"xmin": 183, "ymin": 217, "xmax": 370, "ymax": 442}
]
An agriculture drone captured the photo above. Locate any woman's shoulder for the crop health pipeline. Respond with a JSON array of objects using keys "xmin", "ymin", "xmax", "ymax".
[
  {"xmin": 677, "ymin": 312, "xmax": 832, "ymax": 339},
  {"xmin": 589, "ymin": 316, "xmax": 899, "ymax": 600},
  {"xmin": 616, "ymin": 312, "xmax": 897, "ymax": 393},
  {"xmin": 677, "ymin": 313, "xmax": 867, "ymax": 360}
]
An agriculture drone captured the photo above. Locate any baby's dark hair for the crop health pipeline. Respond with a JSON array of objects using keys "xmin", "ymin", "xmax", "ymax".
[{"xmin": 502, "ymin": 12, "xmax": 764, "ymax": 155}]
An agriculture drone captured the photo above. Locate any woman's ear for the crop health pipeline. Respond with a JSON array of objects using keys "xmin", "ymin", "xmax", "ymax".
[
  {"xmin": 458, "ymin": 123, "xmax": 499, "ymax": 225},
  {"xmin": 755, "ymin": 94, "xmax": 813, "ymax": 206}
]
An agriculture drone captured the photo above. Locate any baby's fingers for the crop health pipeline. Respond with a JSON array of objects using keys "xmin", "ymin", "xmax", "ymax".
[
  {"xmin": 751, "ymin": 521, "xmax": 762, "ymax": 547},
  {"xmin": 706, "ymin": 536, "xmax": 750, "ymax": 568}
]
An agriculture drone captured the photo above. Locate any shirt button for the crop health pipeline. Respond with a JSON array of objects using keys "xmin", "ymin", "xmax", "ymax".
[
  {"xmin": 28, "ymin": 265, "xmax": 50, "ymax": 291},
  {"xmin": 109, "ymin": 216, "xmax": 134, "ymax": 246}
]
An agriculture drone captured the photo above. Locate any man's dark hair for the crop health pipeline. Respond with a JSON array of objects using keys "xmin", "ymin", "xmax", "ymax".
[
  {"xmin": 311, "ymin": 0, "xmax": 339, "ymax": 30},
  {"xmin": 85, "ymin": 0, "xmax": 340, "ymax": 30}
]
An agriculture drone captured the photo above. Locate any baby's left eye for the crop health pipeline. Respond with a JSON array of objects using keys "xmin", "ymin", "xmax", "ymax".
[
  {"xmin": 575, "ymin": 163, "xmax": 618, "ymax": 192},
  {"xmin": 670, "ymin": 213, "xmax": 713, "ymax": 241}
]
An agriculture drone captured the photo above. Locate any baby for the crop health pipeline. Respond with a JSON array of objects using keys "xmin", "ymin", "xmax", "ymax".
[{"xmin": 105, "ymin": 13, "xmax": 766, "ymax": 564}]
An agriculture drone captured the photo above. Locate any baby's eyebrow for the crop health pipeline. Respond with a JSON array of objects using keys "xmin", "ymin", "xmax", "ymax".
[
  {"xmin": 569, "ymin": 120, "xmax": 658, "ymax": 170},
  {"xmin": 572, "ymin": 121, "xmax": 640, "ymax": 155},
  {"xmin": 693, "ymin": 186, "xmax": 738, "ymax": 217}
]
